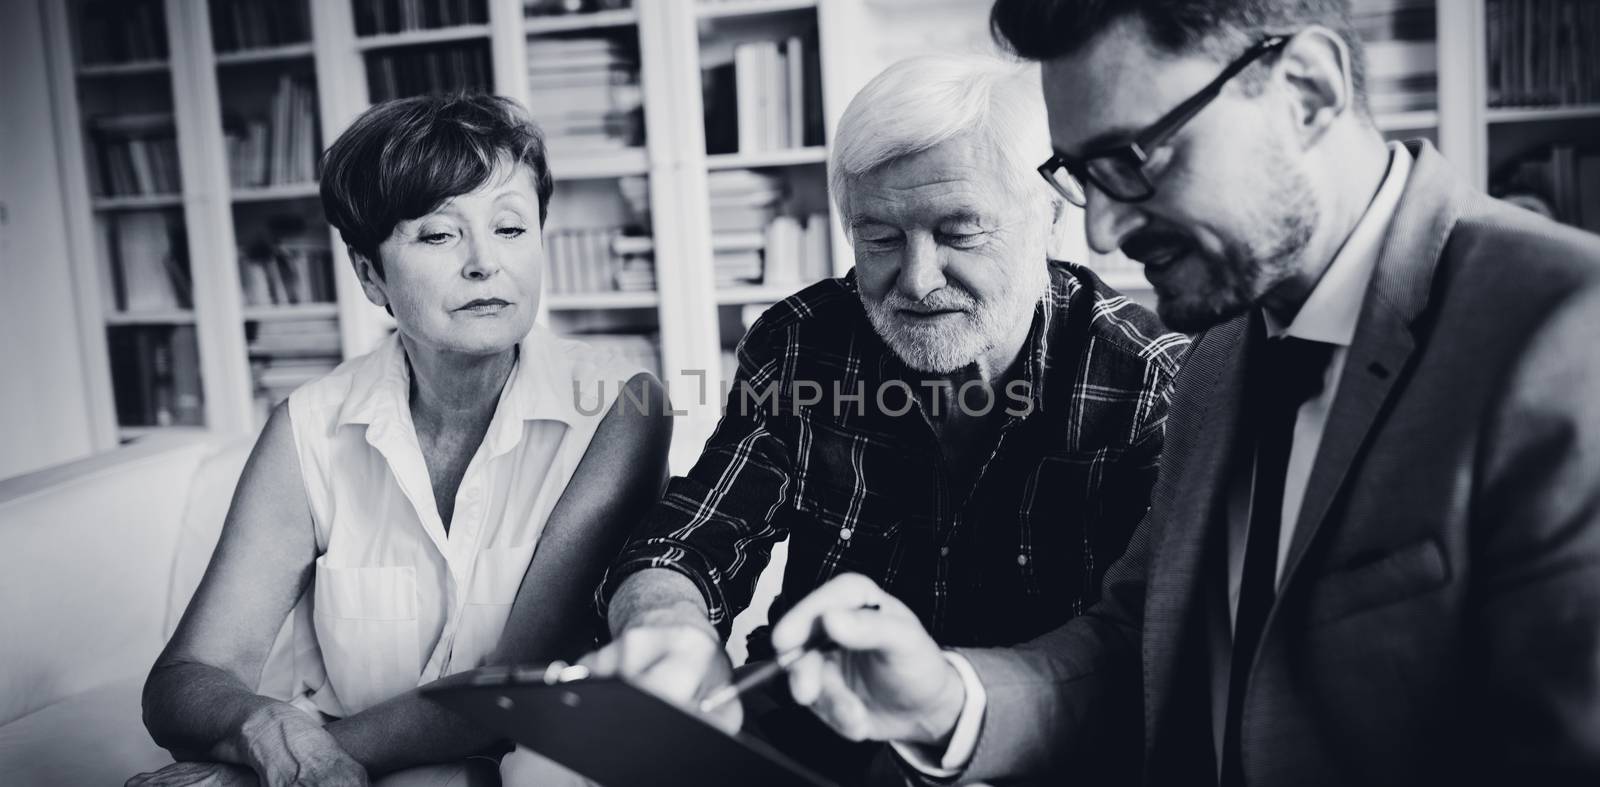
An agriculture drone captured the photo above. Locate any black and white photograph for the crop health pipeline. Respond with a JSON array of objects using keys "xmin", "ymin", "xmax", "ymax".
[{"xmin": 2, "ymin": 0, "xmax": 1599, "ymax": 785}]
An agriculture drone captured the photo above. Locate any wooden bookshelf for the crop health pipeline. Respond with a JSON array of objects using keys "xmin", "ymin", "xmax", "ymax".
[
  {"xmin": 1486, "ymin": 104, "xmax": 1600, "ymax": 124},
  {"xmin": 35, "ymin": 0, "xmax": 864, "ymax": 469},
  {"xmin": 231, "ymin": 182, "xmax": 320, "ymax": 203},
  {"xmin": 697, "ymin": 0, "xmax": 819, "ymax": 20},
  {"xmin": 706, "ymin": 146, "xmax": 828, "ymax": 170},
  {"xmin": 105, "ymin": 310, "xmax": 198, "ymax": 326},
  {"xmin": 353, "ymin": 25, "xmax": 491, "ymax": 51},
  {"xmin": 92, "ymin": 194, "xmax": 185, "ymax": 211},
  {"xmin": 214, "ymin": 42, "xmax": 315, "ymax": 66},
  {"xmin": 79, "ymin": 60, "xmax": 170, "ymax": 77},
  {"xmin": 525, "ymin": 9, "xmax": 639, "ymax": 34},
  {"xmin": 550, "ymin": 149, "xmax": 650, "ymax": 181},
  {"xmin": 242, "ymin": 303, "xmax": 339, "ymax": 321}
]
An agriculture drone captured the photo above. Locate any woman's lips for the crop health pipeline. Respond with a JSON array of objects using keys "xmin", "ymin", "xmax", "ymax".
[{"xmin": 456, "ymin": 298, "xmax": 511, "ymax": 313}]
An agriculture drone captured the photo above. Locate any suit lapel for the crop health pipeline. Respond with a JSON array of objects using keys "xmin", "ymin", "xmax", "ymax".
[
  {"xmin": 1279, "ymin": 140, "xmax": 1469, "ymax": 587},
  {"xmin": 1145, "ymin": 312, "xmax": 1252, "ymax": 755}
]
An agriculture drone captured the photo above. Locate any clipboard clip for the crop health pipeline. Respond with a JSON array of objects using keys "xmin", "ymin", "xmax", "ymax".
[{"xmin": 467, "ymin": 661, "xmax": 592, "ymax": 687}]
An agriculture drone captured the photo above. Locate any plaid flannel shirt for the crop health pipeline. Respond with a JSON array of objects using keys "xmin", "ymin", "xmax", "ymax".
[{"xmin": 600, "ymin": 261, "xmax": 1189, "ymax": 656}]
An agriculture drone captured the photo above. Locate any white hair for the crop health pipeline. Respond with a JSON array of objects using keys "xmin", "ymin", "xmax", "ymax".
[{"xmin": 829, "ymin": 55, "xmax": 1059, "ymax": 225}]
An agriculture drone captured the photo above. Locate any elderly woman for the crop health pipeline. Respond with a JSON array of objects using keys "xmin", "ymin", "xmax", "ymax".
[{"xmin": 130, "ymin": 94, "xmax": 669, "ymax": 786}]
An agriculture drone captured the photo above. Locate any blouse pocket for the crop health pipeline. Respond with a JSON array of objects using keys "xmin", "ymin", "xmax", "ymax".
[
  {"xmin": 452, "ymin": 541, "xmax": 541, "ymax": 671},
  {"xmin": 312, "ymin": 557, "xmax": 421, "ymax": 715}
]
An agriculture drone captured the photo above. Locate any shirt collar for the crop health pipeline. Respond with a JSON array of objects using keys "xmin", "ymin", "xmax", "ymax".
[
  {"xmin": 1265, "ymin": 142, "xmax": 1413, "ymax": 346},
  {"xmin": 336, "ymin": 324, "xmax": 583, "ymax": 436}
]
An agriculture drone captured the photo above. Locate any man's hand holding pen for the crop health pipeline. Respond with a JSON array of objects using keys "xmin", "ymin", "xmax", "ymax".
[{"xmin": 768, "ymin": 573, "xmax": 967, "ymax": 748}]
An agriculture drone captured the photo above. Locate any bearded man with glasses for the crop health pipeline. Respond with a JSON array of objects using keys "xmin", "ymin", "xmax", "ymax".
[{"xmin": 764, "ymin": 1, "xmax": 1600, "ymax": 785}]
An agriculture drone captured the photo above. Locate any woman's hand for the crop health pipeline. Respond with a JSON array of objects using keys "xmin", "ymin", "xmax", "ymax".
[
  {"xmin": 126, "ymin": 761, "xmax": 257, "ymax": 787},
  {"xmin": 230, "ymin": 704, "xmax": 370, "ymax": 787}
]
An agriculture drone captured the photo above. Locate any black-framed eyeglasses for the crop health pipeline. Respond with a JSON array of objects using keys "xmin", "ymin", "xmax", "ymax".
[{"xmin": 1037, "ymin": 35, "xmax": 1291, "ymax": 207}]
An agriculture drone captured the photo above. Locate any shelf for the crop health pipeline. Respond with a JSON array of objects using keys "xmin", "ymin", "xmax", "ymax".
[
  {"xmin": 715, "ymin": 283, "xmax": 810, "ymax": 305},
  {"xmin": 355, "ymin": 25, "xmax": 492, "ymax": 52},
  {"xmin": 547, "ymin": 291, "xmax": 661, "ymax": 311},
  {"xmin": 697, "ymin": 0, "xmax": 818, "ymax": 19},
  {"xmin": 706, "ymin": 146, "xmax": 827, "ymax": 170},
  {"xmin": 78, "ymin": 59, "xmax": 169, "ymax": 77},
  {"xmin": 214, "ymin": 42, "xmax": 316, "ymax": 66},
  {"xmin": 1486, "ymin": 104, "xmax": 1600, "ymax": 124},
  {"xmin": 550, "ymin": 149, "xmax": 649, "ymax": 180},
  {"xmin": 1375, "ymin": 110, "xmax": 1438, "ymax": 131},
  {"xmin": 105, "ymin": 310, "xmax": 197, "ymax": 325},
  {"xmin": 525, "ymin": 9, "xmax": 640, "ymax": 34},
  {"xmin": 232, "ymin": 182, "xmax": 320, "ymax": 202},
  {"xmin": 118, "ymin": 425, "xmax": 206, "ymax": 441},
  {"xmin": 92, "ymin": 194, "xmax": 184, "ymax": 211},
  {"xmin": 243, "ymin": 303, "xmax": 339, "ymax": 321}
]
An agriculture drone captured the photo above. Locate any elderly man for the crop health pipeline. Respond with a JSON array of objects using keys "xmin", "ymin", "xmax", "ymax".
[
  {"xmin": 582, "ymin": 55, "xmax": 1187, "ymax": 782},
  {"xmin": 771, "ymin": 1, "xmax": 1600, "ymax": 785}
]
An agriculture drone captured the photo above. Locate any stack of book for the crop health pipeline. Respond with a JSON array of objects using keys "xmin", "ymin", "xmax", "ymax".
[
  {"xmin": 226, "ymin": 75, "xmax": 320, "ymax": 188},
  {"xmin": 78, "ymin": 0, "xmax": 168, "ymax": 65},
  {"xmin": 1353, "ymin": 0, "xmax": 1437, "ymax": 115},
  {"xmin": 708, "ymin": 170, "xmax": 782, "ymax": 286},
  {"xmin": 1493, "ymin": 144, "xmax": 1600, "ymax": 232},
  {"xmin": 353, "ymin": 0, "xmax": 489, "ymax": 35},
  {"xmin": 109, "ymin": 325, "xmax": 204, "ymax": 427},
  {"xmin": 702, "ymin": 35, "xmax": 821, "ymax": 154},
  {"xmin": 366, "ymin": 41, "xmax": 493, "ymax": 103},
  {"xmin": 526, "ymin": 37, "xmax": 644, "ymax": 156},
  {"xmin": 98, "ymin": 211, "xmax": 192, "ymax": 312},
  {"xmin": 90, "ymin": 114, "xmax": 182, "ymax": 197},
  {"xmin": 546, "ymin": 227, "xmax": 639, "ymax": 294},
  {"xmin": 1486, "ymin": 0, "xmax": 1600, "ymax": 107},
  {"xmin": 761, "ymin": 213, "xmax": 831, "ymax": 288},
  {"xmin": 210, "ymin": 0, "xmax": 312, "ymax": 52},
  {"xmin": 240, "ymin": 241, "xmax": 335, "ymax": 307},
  {"xmin": 611, "ymin": 235, "xmax": 658, "ymax": 292},
  {"xmin": 249, "ymin": 318, "xmax": 342, "ymax": 417}
]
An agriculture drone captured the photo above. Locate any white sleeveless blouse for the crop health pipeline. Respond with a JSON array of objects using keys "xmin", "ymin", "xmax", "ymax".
[{"xmin": 264, "ymin": 325, "xmax": 642, "ymax": 718}]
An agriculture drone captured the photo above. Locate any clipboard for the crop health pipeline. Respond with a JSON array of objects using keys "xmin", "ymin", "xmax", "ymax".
[{"xmin": 423, "ymin": 664, "xmax": 839, "ymax": 787}]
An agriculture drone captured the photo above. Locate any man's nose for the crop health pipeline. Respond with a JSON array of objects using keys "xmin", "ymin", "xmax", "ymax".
[
  {"xmin": 1084, "ymin": 186, "xmax": 1147, "ymax": 255},
  {"xmin": 896, "ymin": 235, "xmax": 945, "ymax": 301}
]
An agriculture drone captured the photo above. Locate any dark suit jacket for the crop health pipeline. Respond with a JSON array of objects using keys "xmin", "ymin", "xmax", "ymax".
[{"xmin": 952, "ymin": 141, "xmax": 1600, "ymax": 786}]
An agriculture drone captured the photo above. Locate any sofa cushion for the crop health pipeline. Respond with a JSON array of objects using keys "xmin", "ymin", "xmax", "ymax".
[
  {"xmin": 163, "ymin": 438, "xmax": 255, "ymax": 636},
  {"xmin": 0, "ymin": 677, "xmax": 172, "ymax": 786},
  {"xmin": 0, "ymin": 435, "xmax": 217, "ymax": 727}
]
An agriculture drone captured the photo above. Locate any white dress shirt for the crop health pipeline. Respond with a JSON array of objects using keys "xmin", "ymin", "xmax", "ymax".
[
  {"xmin": 908, "ymin": 142, "xmax": 1415, "ymax": 779},
  {"xmin": 260, "ymin": 324, "xmax": 641, "ymax": 719},
  {"xmin": 1225, "ymin": 142, "xmax": 1413, "ymax": 624}
]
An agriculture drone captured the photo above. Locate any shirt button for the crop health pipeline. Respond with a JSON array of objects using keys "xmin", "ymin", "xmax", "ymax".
[
  {"xmin": 939, "ymin": 546, "xmax": 950, "ymax": 557},
  {"xmin": 1017, "ymin": 554, "xmax": 1029, "ymax": 566},
  {"xmin": 839, "ymin": 527, "xmax": 852, "ymax": 542}
]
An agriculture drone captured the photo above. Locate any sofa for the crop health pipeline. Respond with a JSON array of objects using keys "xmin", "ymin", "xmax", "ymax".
[
  {"xmin": 0, "ymin": 432, "xmax": 786, "ymax": 786},
  {"xmin": 0, "ymin": 433, "xmax": 254, "ymax": 785}
]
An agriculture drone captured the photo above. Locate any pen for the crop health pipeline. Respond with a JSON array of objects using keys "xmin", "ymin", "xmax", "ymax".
[{"xmin": 697, "ymin": 602, "xmax": 880, "ymax": 715}]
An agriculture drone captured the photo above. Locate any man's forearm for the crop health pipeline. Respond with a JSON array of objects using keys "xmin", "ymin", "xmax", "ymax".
[{"xmin": 607, "ymin": 568, "xmax": 715, "ymax": 636}]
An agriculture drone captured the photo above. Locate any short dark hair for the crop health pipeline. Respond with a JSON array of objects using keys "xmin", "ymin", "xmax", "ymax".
[
  {"xmin": 990, "ymin": 0, "xmax": 1366, "ymax": 109},
  {"xmin": 319, "ymin": 93, "xmax": 555, "ymax": 276}
]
